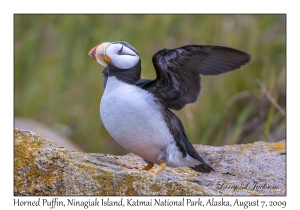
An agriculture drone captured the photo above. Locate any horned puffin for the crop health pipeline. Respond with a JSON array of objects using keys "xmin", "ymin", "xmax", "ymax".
[{"xmin": 88, "ymin": 41, "xmax": 251, "ymax": 175}]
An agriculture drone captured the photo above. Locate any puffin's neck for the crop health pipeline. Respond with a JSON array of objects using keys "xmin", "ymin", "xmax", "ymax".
[{"xmin": 108, "ymin": 60, "xmax": 141, "ymax": 85}]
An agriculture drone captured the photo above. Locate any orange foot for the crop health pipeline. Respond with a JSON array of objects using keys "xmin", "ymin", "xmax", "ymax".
[
  {"xmin": 141, "ymin": 162, "xmax": 154, "ymax": 171},
  {"xmin": 118, "ymin": 163, "xmax": 138, "ymax": 169},
  {"xmin": 118, "ymin": 162, "xmax": 154, "ymax": 171},
  {"xmin": 151, "ymin": 162, "xmax": 167, "ymax": 175},
  {"xmin": 119, "ymin": 161, "xmax": 167, "ymax": 175}
]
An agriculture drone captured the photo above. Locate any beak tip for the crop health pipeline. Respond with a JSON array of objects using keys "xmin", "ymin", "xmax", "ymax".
[
  {"xmin": 88, "ymin": 45, "xmax": 98, "ymax": 60},
  {"xmin": 88, "ymin": 46, "xmax": 96, "ymax": 56}
]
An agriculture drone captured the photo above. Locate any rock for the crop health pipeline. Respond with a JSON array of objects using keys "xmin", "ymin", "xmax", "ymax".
[
  {"xmin": 14, "ymin": 128, "xmax": 286, "ymax": 196},
  {"xmin": 14, "ymin": 117, "xmax": 82, "ymax": 152}
]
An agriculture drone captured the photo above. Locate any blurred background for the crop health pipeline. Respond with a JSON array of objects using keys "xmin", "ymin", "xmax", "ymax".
[{"xmin": 14, "ymin": 14, "xmax": 286, "ymax": 155}]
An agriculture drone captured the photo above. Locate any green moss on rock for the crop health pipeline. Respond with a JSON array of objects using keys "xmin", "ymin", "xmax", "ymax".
[{"xmin": 14, "ymin": 129, "xmax": 286, "ymax": 196}]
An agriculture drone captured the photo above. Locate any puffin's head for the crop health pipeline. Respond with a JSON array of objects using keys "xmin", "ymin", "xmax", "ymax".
[{"xmin": 88, "ymin": 41, "xmax": 140, "ymax": 70}]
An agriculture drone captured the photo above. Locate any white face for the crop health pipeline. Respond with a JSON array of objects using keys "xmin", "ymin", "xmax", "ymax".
[{"xmin": 96, "ymin": 43, "xmax": 140, "ymax": 70}]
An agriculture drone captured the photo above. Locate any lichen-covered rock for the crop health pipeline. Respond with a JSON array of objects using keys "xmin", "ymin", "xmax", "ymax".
[{"xmin": 14, "ymin": 128, "xmax": 286, "ymax": 196}]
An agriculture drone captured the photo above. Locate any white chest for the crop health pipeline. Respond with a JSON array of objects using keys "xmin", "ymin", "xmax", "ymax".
[{"xmin": 100, "ymin": 76, "xmax": 174, "ymax": 163}]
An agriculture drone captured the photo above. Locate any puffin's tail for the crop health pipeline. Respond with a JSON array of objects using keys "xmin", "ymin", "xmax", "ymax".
[{"xmin": 190, "ymin": 163, "xmax": 214, "ymax": 173}]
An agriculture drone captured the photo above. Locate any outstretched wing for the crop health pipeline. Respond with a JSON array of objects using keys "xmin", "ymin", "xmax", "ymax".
[{"xmin": 142, "ymin": 45, "xmax": 251, "ymax": 110}]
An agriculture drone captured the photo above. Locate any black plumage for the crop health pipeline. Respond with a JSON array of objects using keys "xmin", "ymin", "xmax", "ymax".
[
  {"xmin": 163, "ymin": 108, "xmax": 214, "ymax": 173},
  {"xmin": 144, "ymin": 45, "xmax": 251, "ymax": 110}
]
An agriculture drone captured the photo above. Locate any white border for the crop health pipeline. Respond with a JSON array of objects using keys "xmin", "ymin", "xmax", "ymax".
[{"xmin": 2, "ymin": 0, "xmax": 298, "ymax": 209}]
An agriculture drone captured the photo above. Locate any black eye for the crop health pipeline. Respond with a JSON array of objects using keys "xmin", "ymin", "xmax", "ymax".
[{"xmin": 118, "ymin": 46, "xmax": 124, "ymax": 54}]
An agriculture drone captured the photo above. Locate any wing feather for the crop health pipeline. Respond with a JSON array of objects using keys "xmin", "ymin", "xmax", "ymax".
[{"xmin": 142, "ymin": 45, "xmax": 251, "ymax": 110}]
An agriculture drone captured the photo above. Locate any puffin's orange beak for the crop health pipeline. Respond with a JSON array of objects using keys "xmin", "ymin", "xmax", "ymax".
[
  {"xmin": 88, "ymin": 45, "xmax": 99, "ymax": 60},
  {"xmin": 88, "ymin": 42, "xmax": 112, "ymax": 66}
]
